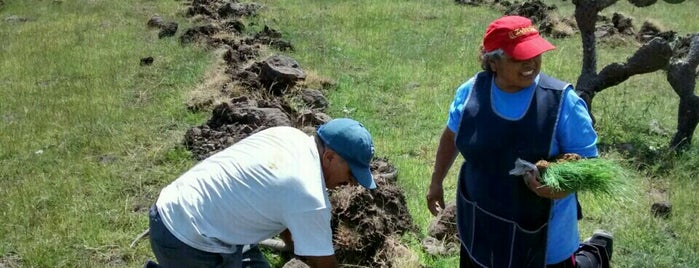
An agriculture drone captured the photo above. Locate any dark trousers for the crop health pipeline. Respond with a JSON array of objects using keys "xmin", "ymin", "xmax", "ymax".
[
  {"xmin": 460, "ymin": 243, "xmax": 605, "ymax": 268},
  {"xmin": 148, "ymin": 205, "xmax": 271, "ymax": 268}
]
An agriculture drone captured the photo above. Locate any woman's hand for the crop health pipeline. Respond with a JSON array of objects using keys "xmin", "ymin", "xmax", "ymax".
[
  {"xmin": 426, "ymin": 182, "xmax": 445, "ymax": 216},
  {"xmin": 523, "ymin": 169, "xmax": 570, "ymax": 199}
]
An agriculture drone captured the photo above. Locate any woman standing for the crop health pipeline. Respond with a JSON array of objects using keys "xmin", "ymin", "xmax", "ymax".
[{"xmin": 426, "ymin": 16, "xmax": 612, "ymax": 268}]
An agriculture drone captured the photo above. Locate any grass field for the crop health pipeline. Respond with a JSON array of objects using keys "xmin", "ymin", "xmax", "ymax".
[
  {"xmin": 1, "ymin": 0, "xmax": 213, "ymax": 266},
  {"xmin": 2, "ymin": 0, "xmax": 698, "ymax": 267}
]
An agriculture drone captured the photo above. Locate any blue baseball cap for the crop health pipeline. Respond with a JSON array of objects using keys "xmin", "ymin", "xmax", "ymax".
[{"xmin": 316, "ymin": 118, "xmax": 376, "ymax": 189}]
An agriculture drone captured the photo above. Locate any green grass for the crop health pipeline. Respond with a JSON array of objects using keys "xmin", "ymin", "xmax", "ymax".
[
  {"xmin": 1, "ymin": 0, "xmax": 698, "ymax": 267},
  {"xmin": 1, "ymin": 0, "xmax": 212, "ymax": 266}
]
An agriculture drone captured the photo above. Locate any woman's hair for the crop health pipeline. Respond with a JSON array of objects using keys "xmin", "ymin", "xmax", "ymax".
[{"xmin": 478, "ymin": 47, "xmax": 504, "ymax": 72}]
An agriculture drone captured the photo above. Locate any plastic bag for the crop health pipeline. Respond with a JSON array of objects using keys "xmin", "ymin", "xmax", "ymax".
[{"xmin": 508, "ymin": 158, "xmax": 537, "ymax": 176}]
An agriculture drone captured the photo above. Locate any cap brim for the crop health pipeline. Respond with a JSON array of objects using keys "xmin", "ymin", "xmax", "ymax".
[
  {"xmin": 349, "ymin": 162, "xmax": 376, "ymax": 189},
  {"xmin": 508, "ymin": 35, "xmax": 555, "ymax": 60}
]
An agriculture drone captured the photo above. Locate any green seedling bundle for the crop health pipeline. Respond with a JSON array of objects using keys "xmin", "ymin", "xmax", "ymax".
[{"xmin": 536, "ymin": 154, "xmax": 629, "ymax": 196}]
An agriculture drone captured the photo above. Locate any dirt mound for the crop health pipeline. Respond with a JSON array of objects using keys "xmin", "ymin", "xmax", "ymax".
[
  {"xmin": 147, "ymin": 15, "xmax": 179, "ymax": 38},
  {"xmin": 167, "ymin": 0, "xmax": 419, "ymax": 266},
  {"xmin": 422, "ymin": 202, "xmax": 459, "ymax": 256},
  {"xmin": 672, "ymin": 33, "xmax": 699, "ymax": 61},
  {"xmin": 454, "ymin": 0, "xmax": 575, "ymax": 38},
  {"xmin": 505, "ymin": 0, "xmax": 579, "ymax": 39},
  {"xmin": 330, "ymin": 158, "xmax": 418, "ymax": 266},
  {"xmin": 267, "ymin": 159, "xmax": 420, "ymax": 268},
  {"xmin": 638, "ymin": 20, "xmax": 677, "ymax": 43},
  {"xmin": 504, "ymin": 0, "xmax": 556, "ymax": 24},
  {"xmin": 454, "ymin": 0, "xmax": 488, "ymax": 5},
  {"xmin": 184, "ymin": 96, "xmax": 297, "ymax": 159},
  {"xmin": 594, "ymin": 13, "xmax": 635, "ymax": 40},
  {"xmin": 454, "ymin": 0, "xmax": 682, "ymax": 43},
  {"xmin": 173, "ymin": 0, "xmax": 325, "ymax": 161},
  {"xmin": 0, "ymin": 251, "xmax": 21, "ymax": 268},
  {"xmin": 454, "ymin": 0, "xmax": 555, "ymax": 23}
]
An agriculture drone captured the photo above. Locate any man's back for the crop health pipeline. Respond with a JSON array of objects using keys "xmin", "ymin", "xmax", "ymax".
[{"xmin": 156, "ymin": 126, "xmax": 329, "ymax": 253}]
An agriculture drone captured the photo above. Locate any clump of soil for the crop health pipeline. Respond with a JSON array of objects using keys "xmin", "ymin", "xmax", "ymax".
[
  {"xmin": 647, "ymin": 181, "xmax": 672, "ymax": 219},
  {"xmin": 454, "ymin": 0, "xmax": 488, "ymax": 5},
  {"xmin": 166, "ymin": 0, "xmax": 419, "ymax": 266},
  {"xmin": 504, "ymin": 0, "xmax": 557, "ymax": 25},
  {"xmin": 330, "ymin": 159, "xmax": 418, "ymax": 266},
  {"xmin": 282, "ymin": 236, "xmax": 418, "ymax": 268},
  {"xmin": 455, "ymin": 0, "xmax": 577, "ymax": 38},
  {"xmin": 637, "ymin": 21, "xmax": 675, "ymax": 43},
  {"xmin": 594, "ymin": 13, "xmax": 636, "ymax": 41},
  {"xmin": 0, "ymin": 251, "xmax": 22, "ymax": 268},
  {"xmin": 147, "ymin": 15, "xmax": 179, "ymax": 38},
  {"xmin": 454, "ymin": 0, "xmax": 681, "ymax": 45},
  {"xmin": 184, "ymin": 96, "xmax": 294, "ymax": 159},
  {"xmin": 534, "ymin": 153, "xmax": 583, "ymax": 174},
  {"xmin": 671, "ymin": 33, "xmax": 699, "ymax": 62},
  {"xmin": 422, "ymin": 202, "xmax": 459, "ymax": 256},
  {"xmin": 506, "ymin": 1, "xmax": 582, "ymax": 39}
]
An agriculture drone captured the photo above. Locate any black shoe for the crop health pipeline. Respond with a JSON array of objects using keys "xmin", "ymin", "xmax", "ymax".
[
  {"xmin": 143, "ymin": 260, "xmax": 160, "ymax": 268},
  {"xmin": 585, "ymin": 229, "xmax": 613, "ymax": 260},
  {"xmin": 580, "ymin": 229, "xmax": 614, "ymax": 268}
]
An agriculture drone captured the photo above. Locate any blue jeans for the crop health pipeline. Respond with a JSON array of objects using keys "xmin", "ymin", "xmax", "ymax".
[{"xmin": 148, "ymin": 205, "xmax": 271, "ymax": 268}]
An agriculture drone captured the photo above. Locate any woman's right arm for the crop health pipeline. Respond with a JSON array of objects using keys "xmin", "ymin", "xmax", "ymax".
[
  {"xmin": 426, "ymin": 127, "xmax": 459, "ymax": 216},
  {"xmin": 426, "ymin": 77, "xmax": 473, "ymax": 216}
]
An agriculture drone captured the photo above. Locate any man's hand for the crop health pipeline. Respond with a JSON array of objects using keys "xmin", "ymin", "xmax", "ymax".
[
  {"xmin": 523, "ymin": 169, "xmax": 570, "ymax": 199},
  {"xmin": 279, "ymin": 229, "xmax": 294, "ymax": 252},
  {"xmin": 302, "ymin": 255, "xmax": 339, "ymax": 268},
  {"xmin": 426, "ymin": 182, "xmax": 445, "ymax": 216}
]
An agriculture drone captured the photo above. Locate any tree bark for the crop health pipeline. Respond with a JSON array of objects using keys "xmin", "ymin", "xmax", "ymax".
[
  {"xmin": 572, "ymin": 0, "xmax": 697, "ymax": 149},
  {"xmin": 667, "ymin": 35, "xmax": 699, "ymax": 149}
]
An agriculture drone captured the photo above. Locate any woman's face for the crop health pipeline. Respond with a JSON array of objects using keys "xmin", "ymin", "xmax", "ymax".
[{"xmin": 489, "ymin": 54, "xmax": 542, "ymax": 92}]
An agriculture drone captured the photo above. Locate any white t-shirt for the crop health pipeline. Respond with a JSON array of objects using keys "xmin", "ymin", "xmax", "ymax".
[{"xmin": 156, "ymin": 126, "xmax": 334, "ymax": 257}]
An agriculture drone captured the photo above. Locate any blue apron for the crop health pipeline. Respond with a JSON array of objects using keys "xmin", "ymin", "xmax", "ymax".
[{"xmin": 455, "ymin": 72, "xmax": 566, "ymax": 268}]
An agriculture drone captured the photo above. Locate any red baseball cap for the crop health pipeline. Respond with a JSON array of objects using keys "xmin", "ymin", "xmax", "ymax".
[{"xmin": 482, "ymin": 16, "xmax": 555, "ymax": 60}]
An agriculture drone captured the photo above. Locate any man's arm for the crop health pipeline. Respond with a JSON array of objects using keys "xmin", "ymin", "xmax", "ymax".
[
  {"xmin": 300, "ymin": 255, "xmax": 339, "ymax": 268},
  {"xmin": 283, "ymin": 210, "xmax": 336, "ymax": 267}
]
